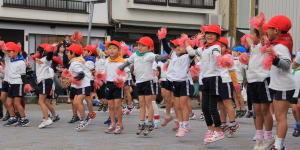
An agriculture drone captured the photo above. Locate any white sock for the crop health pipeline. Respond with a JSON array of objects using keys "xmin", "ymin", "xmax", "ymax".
[
  {"xmin": 275, "ymin": 137, "xmax": 284, "ymax": 149},
  {"xmin": 152, "ymin": 101, "xmax": 159, "ymax": 117}
]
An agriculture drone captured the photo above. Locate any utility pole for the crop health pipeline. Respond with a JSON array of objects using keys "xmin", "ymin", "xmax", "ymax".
[{"xmin": 229, "ymin": 0, "xmax": 237, "ymax": 46}]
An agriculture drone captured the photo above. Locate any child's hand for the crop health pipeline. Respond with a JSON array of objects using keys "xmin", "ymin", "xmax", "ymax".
[{"xmin": 265, "ymin": 47, "xmax": 276, "ymax": 56}]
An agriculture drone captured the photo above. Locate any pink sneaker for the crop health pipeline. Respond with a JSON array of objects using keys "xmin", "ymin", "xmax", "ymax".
[
  {"xmin": 172, "ymin": 121, "xmax": 179, "ymax": 131},
  {"xmin": 176, "ymin": 127, "xmax": 188, "ymax": 137},
  {"xmin": 204, "ymin": 131, "xmax": 225, "ymax": 144},
  {"xmin": 204, "ymin": 130, "xmax": 214, "ymax": 138}
]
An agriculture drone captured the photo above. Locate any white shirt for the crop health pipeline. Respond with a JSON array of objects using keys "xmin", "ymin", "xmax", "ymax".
[
  {"xmin": 269, "ymin": 44, "xmax": 296, "ymax": 91},
  {"xmin": 104, "ymin": 60, "xmax": 125, "ymax": 82},
  {"xmin": 84, "ymin": 59, "xmax": 95, "ymax": 81},
  {"xmin": 35, "ymin": 56, "xmax": 54, "ymax": 83},
  {"xmin": 156, "ymin": 61, "xmax": 167, "ymax": 81},
  {"xmin": 198, "ymin": 45, "xmax": 222, "ymax": 78},
  {"xmin": 127, "ymin": 52, "xmax": 156, "ymax": 83},
  {"xmin": 95, "ymin": 57, "xmax": 106, "ymax": 72},
  {"xmin": 4, "ymin": 56, "xmax": 26, "ymax": 84},
  {"xmin": 246, "ymin": 43, "xmax": 270, "ymax": 83},
  {"xmin": 69, "ymin": 60, "xmax": 90, "ymax": 88},
  {"xmin": 166, "ymin": 53, "xmax": 191, "ymax": 81}
]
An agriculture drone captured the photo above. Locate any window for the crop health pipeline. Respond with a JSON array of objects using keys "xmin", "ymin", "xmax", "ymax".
[{"xmin": 134, "ymin": 0, "xmax": 216, "ymax": 9}]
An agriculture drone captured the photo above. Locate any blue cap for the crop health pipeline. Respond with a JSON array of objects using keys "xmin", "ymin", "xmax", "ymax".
[
  {"xmin": 232, "ymin": 46, "xmax": 247, "ymax": 53},
  {"xmin": 99, "ymin": 43, "xmax": 105, "ymax": 51}
]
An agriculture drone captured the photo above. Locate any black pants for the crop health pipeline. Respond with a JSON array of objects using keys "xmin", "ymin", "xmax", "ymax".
[
  {"xmin": 0, "ymin": 100, "xmax": 3, "ymax": 117},
  {"xmin": 202, "ymin": 93, "xmax": 221, "ymax": 127},
  {"xmin": 247, "ymin": 96, "xmax": 253, "ymax": 111}
]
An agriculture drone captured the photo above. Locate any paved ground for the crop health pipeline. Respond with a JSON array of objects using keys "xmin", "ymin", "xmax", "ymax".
[{"xmin": 0, "ymin": 104, "xmax": 299, "ymax": 150}]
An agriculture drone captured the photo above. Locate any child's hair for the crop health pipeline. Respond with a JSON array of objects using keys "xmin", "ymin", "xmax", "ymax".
[
  {"xmin": 69, "ymin": 51, "xmax": 81, "ymax": 57},
  {"xmin": 254, "ymin": 29, "xmax": 260, "ymax": 38}
]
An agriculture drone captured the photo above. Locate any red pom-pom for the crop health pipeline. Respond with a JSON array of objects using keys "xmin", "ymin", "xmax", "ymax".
[
  {"xmin": 44, "ymin": 45, "xmax": 55, "ymax": 53},
  {"xmin": 71, "ymin": 77, "xmax": 81, "ymax": 86},
  {"xmin": 241, "ymin": 34, "xmax": 253, "ymax": 49},
  {"xmin": 179, "ymin": 34, "xmax": 189, "ymax": 48},
  {"xmin": 239, "ymin": 53, "xmax": 250, "ymax": 65},
  {"xmin": 189, "ymin": 65, "xmax": 201, "ymax": 77},
  {"xmin": 116, "ymin": 68, "xmax": 127, "ymax": 76},
  {"xmin": 121, "ymin": 44, "xmax": 132, "ymax": 56},
  {"xmin": 157, "ymin": 27, "xmax": 167, "ymax": 40},
  {"xmin": 93, "ymin": 80, "xmax": 103, "ymax": 89},
  {"xmin": 62, "ymin": 69, "xmax": 72, "ymax": 78},
  {"xmin": 95, "ymin": 71, "xmax": 106, "ymax": 81},
  {"xmin": 30, "ymin": 52, "xmax": 41, "ymax": 60},
  {"xmin": 249, "ymin": 12, "xmax": 265, "ymax": 29},
  {"xmin": 263, "ymin": 55, "xmax": 275, "ymax": 70},
  {"xmin": 163, "ymin": 62, "xmax": 168, "ymax": 71},
  {"xmin": 0, "ymin": 41, "xmax": 7, "ymax": 51},
  {"xmin": 71, "ymin": 31, "xmax": 83, "ymax": 41},
  {"xmin": 216, "ymin": 54, "xmax": 234, "ymax": 68},
  {"xmin": 233, "ymin": 83, "xmax": 241, "ymax": 92},
  {"xmin": 114, "ymin": 77, "xmax": 125, "ymax": 88},
  {"xmin": 52, "ymin": 56, "xmax": 63, "ymax": 66},
  {"xmin": 24, "ymin": 84, "xmax": 34, "ymax": 93}
]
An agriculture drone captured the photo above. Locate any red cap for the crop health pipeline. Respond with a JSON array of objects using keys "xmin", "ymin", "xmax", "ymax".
[
  {"xmin": 84, "ymin": 45, "xmax": 98, "ymax": 55},
  {"xmin": 137, "ymin": 36, "xmax": 154, "ymax": 50},
  {"xmin": 204, "ymin": 24, "xmax": 222, "ymax": 36},
  {"xmin": 264, "ymin": 15, "xmax": 292, "ymax": 32},
  {"xmin": 106, "ymin": 40, "xmax": 121, "ymax": 48},
  {"xmin": 170, "ymin": 38, "xmax": 180, "ymax": 46},
  {"xmin": 219, "ymin": 37, "xmax": 229, "ymax": 47},
  {"xmin": 39, "ymin": 43, "xmax": 49, "ymax": 50},
  {"xmin": 67, "ymin": 44, "xmax": 83, "ymax": 55},
  {"xmin": 5, "ymin": 42, "xmax": 21, "ymax": 52}
]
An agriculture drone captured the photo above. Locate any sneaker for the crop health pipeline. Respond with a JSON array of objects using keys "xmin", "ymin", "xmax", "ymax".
[
  {"xmin": 220, "ymin": 124, "xmax": 227, "ymax": 131},
  {"xmin": 252, "ymin": 134, "xmax": 257, "ymax": 141},
  {"xmin": 260, "ymin": 139, "xmax": 275, "ymax": 150},
  {"xmin": 239, "ymin": 110, "xmax": 247, "ymax": 118},
  {"xmin": 154, "ymin": 119, "xmax": 160, "ymax": 129},
  {"xmin": 176, "ymin": 127, "xmax": 188, "ymax": 137},
  {"xmin": 98, "ymin": 103, "xmax": 104, "ymax": 111},
  {"xmin": 199, "ymin": 112, "xmax": 205, "ymax": 121},
  {"xmin": 88, "ymin": 112, "xmax": 96, "ymax": 119},
  {"xmin": 204, "ymin": 131, "xmax": 225, "ymax": 144},
  {"xmin": 68, "ymin": 116, "xmax": 80, "ymax": 123},
  {"xmin": 292, "ymin": 128, "xmax": 300, "ymax": 137},
  {"xmin": 204, "ymin": 130, "xmax": 214, "ymax": 138},
  {"xmin": 189, "ymin": 113, "xmax": 197, "ymax": 120},
  {"xmin": 51, "ymin": 115, "xmax": 60, "ymax": 122},
  {"xmin": 102, "ymin": 104, "xmax": 108, "ymax": 112},
  {"xmin": 114, "ymin": 125, "xmax": 124, "ymax": 134},
  {"xmin": 246, "ymin": 111, "xmax": 253, "ymax": 118},
  {"xmin": 4, "ymin": 117, "xmax": 18, "ymax": 126},
  {"xmin": 105, "ymin": 125, "xmax": 116, "ymax": 134},
  {"xmin": 104, "ymin": 117, "xmax": 112, "ymax": 125},
  {"xmin": 85, "ymin": 116, "xmax": 92, "ymax": 125},
  {"xmin": 38, "ymin": 119, "xmax": 53, "ymax": 128},
  {"xmin": 270, "ymin": 145, "xmax": 286, "ymax": 150},
  {"xmin": 75, "ymin": 120, "xmax": 88, "ymax": 131},
  {"xmin": 2, "ymin": 112, "xmax": 10, "ymax": 121},
  {"xmin": 235, "ymin": 110, "xmax": 241, "ymax": 118},
  {"xmin": 228, "ymin": 122, "xmax": 239, "ymax": 137},
  {"xmin": 172, "ymin": 120, "xmax": 179, "ymax": 131},
  {"xmin": 253, "ymin": 139, "xmax": 263, "ymax": 150},
  {"xmin": 161, "ymin": 116, "xmax": 173, "ymax": 127},
  {"xmin": 15, "ymin": 118, "xmax": 30, "ymax": 127}
]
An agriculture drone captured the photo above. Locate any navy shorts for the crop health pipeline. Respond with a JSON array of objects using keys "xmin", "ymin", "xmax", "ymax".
[
  {"xmin": 247, "ymin": 78, "xmax": 272, "ymax": 104},
  {"xmin": 219, "ymin": 82, "xmax": 233, "ymax": 100},
  {"xmin": 105, "ymin": 82, "xmax": 123, "ymax": 100},
  {"xmin": 270, "ymin": 89, "xmax": 297, "ymax": 104},
  {"xmin": 172, "ymin": 80, "xmax": 194, "ymax": 97},
  {"xmin": 38, "ymin": 79, "xmax": 54, "ymax": 96},
  {"xmin": 202, "ymin": 76, "xmax": 223, "ymax": 96},
  {"xmin": 8, "ymin": 84, "xmax": 23, "ymax": 98},
  {"xmin": 136, "ymin": 80, "xmax": 156, "ymax": 96},
  {"xmin": 1, "ymin": 81, "xmax": 9, "ymax": 93}
]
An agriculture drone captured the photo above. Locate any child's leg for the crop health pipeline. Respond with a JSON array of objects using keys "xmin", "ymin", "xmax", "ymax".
[
  {"xmin": 74, "ymin": 95, "xmax": 86, "ymax": 119},
  {"xmin": 71, "ymin": 99, "xmax": 78, "ymax": 117},
  {"xmin": 273, "ymin": 100, "xmax": 289, "ymax": 138},
  {"xmin": 85, "ymin": 96, "xmax": 93, "ymax": 114},
  {"xmin": 38, "ymin": 94, "xmax": 49, "ymax": 120},
  {"xmin": 139, "ymin": 96, "xmax": 146, "ymax": 121},
  {"xmin": 179, "ymin": 96, "xmax": 189, "ymax": 122},
  {"xmin": 187, "ymin": 98, "xmax": 193, "ymax": 116},
  {"xmin": 108, "ymin": 100, "xmax": 116, "ymax": 126},
  {"xmin": 236, "ymin": 91, "xmax": 246, "ymax": 110},
  {"xmin": 145, "ymin": 95, "xmax": 154, "ymax": 122},
  {"xmin": 13, "ymin": 97, "xmax": 25, "ymax": 117},
  {"xmin": 173, "ymin": 97, "xmax": 182, "ymax": 122},
  {"xmin": 114, "ymin": 99, "xmax": 123, "ymax": 126},
  {"xmin": 6, "ymin": 97, "xmax": 15, "ymax": 117},
  {"xmin": 1, "ymin": 92, "xmax": 8, "ymax": 111},
  {"xmin": 223, "ymin": 99, "xmax": 235, "ymax": 122},
  {"xmin": 124, "ymin": 86, "xmax": 133, "ymax": 106},
  {"xmin": 261, "ymin": 103, "xmax": 273, "ymax": 132},
  {"xmin": 233, "ymin": 91, "xmax": 241, "ymax": 110},
  {"xmin": 45, "ymin": 99, "xmax": 56, "ymax": 116},
  {"xmin": 218, "ymin": 102, "xmax": 227, "ymax": 124}
]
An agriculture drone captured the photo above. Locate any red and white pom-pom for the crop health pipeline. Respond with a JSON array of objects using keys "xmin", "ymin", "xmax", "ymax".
[
  {"xmin": 62, "ymin": 69, "xmax": 72, "ymax": 78},
  {"xmin": 0, "ymin": 40, "xmax": 6, "ymax": 50},
  {"xmin": 216, "ymin": 55, "xmax": 234, "ymax": 68},
  {"xmin": 0, "ymin": 66, "xmax": 3, "ymax": 73},
  {"xmin": 263, "ymin": 55, "xmax": 275, "ymax": 70},
  {"xmin": 121, "ymin": 44, "xmax": 132, "ymax": 56},
  {"xmin": 163, "ymin": 62, "xmax": 169, "ymax": 71},
  {"xmin": 116, "ymin": 68, "xmax": 127, "ymax": 76},
  {"xmin": 44, "ymin": 45, "xmax": 55, "ymax": 53},
  {"xmin": 260, "ymin": 44, "xmax": 273, "ymax": 54},
  {"xmin": 114, "ymin": 77, "xmax": 125, "ymax": 88},
  {"xmin": 30, "ymin": 52, "xmax": 41, "ymax": 60},
  {"xmin": 239, "ymin": 53, "xmax": 250, "ymax": 65},
  {"xmin": 24, "ymin": 84, "xmax": 34, "ymax": 93},
  {"xmin": 71, "ymin": 77, "xmax": 81, "ymax": 86},
  {"xmin": 233, "ymin": 83, "xmax": 241, "ymax": 92},
  {"xmin": 241, "ymin": 34, "xmax": 253, "ymax": 49},
  {"xmin": 249, "ymin": 12, "xmax": 265, "ymax": 29},
  {"xmin": 71, "ymin": 31, "xmax": 83, "ymax": 41},
  {"xmin": 179, "ymin": 34, "xmax": 189, "ymax": 47},
  {"xmin": 52, "ymin": 56, "xmax": 63, "ymax": 66},
  {"xmin": 93, "ymin": 80, "xmax": 103, "ymax": 89},
  {"xmin": 157, "ymin": 27, "xmax": 167, "ymax": 40},
  {"xmin": 95, "ymin": 71, "xmax": 106, "ymax": 81},
  {"xmin": 189, "ymin": 65, "xmax": 201, "ymax": 77},
  {"xmin": 153, "ymin": 70, "xmax": 159, "ymax": 77}
]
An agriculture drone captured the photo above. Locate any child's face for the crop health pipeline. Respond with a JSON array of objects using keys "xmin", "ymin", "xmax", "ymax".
[
  {"xmin": 6, "ymin": 50, "xmax": 18, "ymax": 58},
  {"xmin": 205, "ymin": 33, "xmax": 218, "ymax": 43},
  {"xmin": 108, "ymin": 45, "xmax": 120, "ymax": 58},
  {"xmin": 83, "ymin": 50, "xmax": 91, "ymax": 57},
  {"xmin": 59, "ymin": 46, "xmax": 65, "ymax": 53},
  {"xmin": 266, "ymin": 28, "xmax": 278, "ymax": 41},
  {"xmin": 138, "ymin": 43, "xmax": 150, "ymax": 53},
  {"xmin": 176, "ymin": 46, "xmax": 186, "ymax": 55},
  {"xmin": 66, "ymin": 50, "xmax": 75, "ymax": 60}
]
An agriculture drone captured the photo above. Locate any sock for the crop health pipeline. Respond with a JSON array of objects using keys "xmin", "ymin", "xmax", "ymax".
[
  {"xmin": 256, "ymin": 130, "xmax": 264, "ymax": 140},
  {"xmin": 139, "ymin": 120, "xmax": 145, "ymax": 125},
  {"xmin": 264, "ymin": 131, "xmax": 273, "ymax": 140},
  {"xmin": 148, "ymin": 120, "xmax": 153, "ymax": 125},
  {"xmin": 183, "ymin": 121, "xmax": 189, "ymax": 128},
  {"xmin": 154, "ymin": 115, "xmax": 160, "ymax": 120},
  {"xmin": 275, "ymin": 137, "xmax": 284, "ymax": 149},
  {"xmin": 179, "ymin": 122, "xmax": 183, "ymax": 128},
  {"xmin": 229, "ymin": 121, "xmax": 236, "ymax": 127}
]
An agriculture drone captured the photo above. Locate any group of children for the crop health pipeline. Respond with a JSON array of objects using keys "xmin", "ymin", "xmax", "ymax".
[{"xmin": 0, "ymin": 13, "xmax": 300, "ymax": 150}]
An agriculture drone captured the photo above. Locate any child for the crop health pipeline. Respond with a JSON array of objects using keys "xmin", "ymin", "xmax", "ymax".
[
  {"xmin": 103, "ymin": 40, "xmax": 126, "ymax": 134},
  {"xmin": 66, "ymin": 44, "xmax": 91, "ymax": 131},
  {"xmin": 33, "ymin": 43, "xmax": 60, "ymax": 128},
  {"xmin": 2, "ymin": 42, "xmax": 29, "ymax": 127},
  {"xmin": 265, "ymin": 15, "xmax": 296, "ymax": 150},
  {"xmin": 291, "ymin": 51, "xmax": 300, "ymax": 137},
  {"xmin": 119, "ymin": 36, "xmax": 168, "ymax": 135}
]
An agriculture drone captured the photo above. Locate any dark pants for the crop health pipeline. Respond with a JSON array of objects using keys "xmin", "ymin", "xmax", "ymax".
[
  {"xmin": 0, "ymin": 100, "xmax": 3, "ymax": 117},
  {"xmin": 202, "ymin": 93, "xmax": 222, "ymax": 127}
]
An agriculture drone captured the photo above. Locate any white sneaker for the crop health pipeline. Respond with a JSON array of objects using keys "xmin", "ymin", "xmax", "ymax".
[
  {"xmin": 260, "ymin": 139, "xmax": 275, "ymax": 150},
  {"xmin": 189, "ymin": 113, "xmax": 197, "ymax": 120},
  {"xmin": 154, "ymin": 119, "xmax": 160, "ymax": 129},
  {"xmin": 38, "ymin": 119, "xmax": 53, "ymax": 129},
  {"xmin": 253, "ymin": 139, "xmax": 263, "ymax": 150}
]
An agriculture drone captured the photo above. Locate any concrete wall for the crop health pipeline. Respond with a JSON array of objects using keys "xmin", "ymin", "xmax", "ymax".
[
  {"xmin": 259, "ymin": 0, "xmax": 300, "ymax": 53},
  {"xmin": 0, "ymin": 0, "xmax": 109, "ymax": 25}
]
